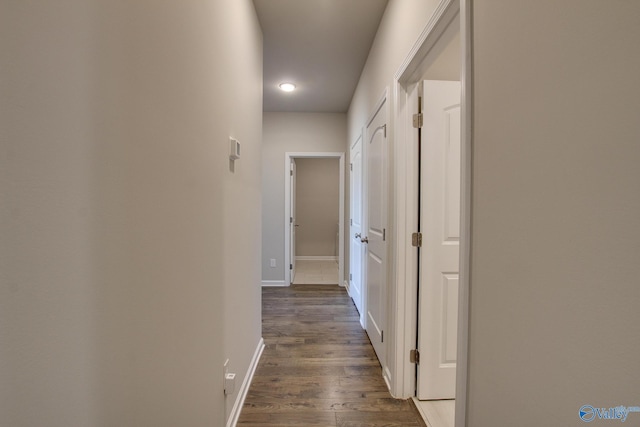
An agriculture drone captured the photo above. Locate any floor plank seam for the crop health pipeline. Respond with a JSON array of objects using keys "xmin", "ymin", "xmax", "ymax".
[{"xmin": 237, "ymin": 285, "xmax": 425, "ymax": 426}]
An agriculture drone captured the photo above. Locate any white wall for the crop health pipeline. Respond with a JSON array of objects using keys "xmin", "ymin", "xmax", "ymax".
[
  {"xmin": 261, "ymin": 112, "xmax": 347, "ymax": 282},
  {"xmin": 466, "ymin": 1, "xmax": 640, "ymax": 426},
  {"xmin": 0, "ymin": 1, "xmax": 262, "ymax": 426},
  {"xmin": 295, "ymin": 158, "xmax": 340, "ymax": 257},
  {"xmin": 346, "ymin": 0, "xmax": 440, "ymax": 393},
  {"xmin": 348, "ymin": 0, "xmax": 440, "ymax": 143},
  {"xmin": 219, "ymin": 1, "xmax": 264, "ymax": 422}
]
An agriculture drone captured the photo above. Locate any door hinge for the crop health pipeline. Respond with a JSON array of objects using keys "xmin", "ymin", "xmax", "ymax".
[
  {"xmin": 383, "ymin": 228, "xmax": 386, "ymax": 241},
  {"xmin": 290, "ymin": 216, "xmax": 293, "ymax": 224},
  {"xmin": 349, "ymin": 273, "xmax": 352, "ymax": 280},
  {"xmin": 410, "ymin": 349, "xmax": 420, "ymax": 364},
  {"xmin": 350, "ymin": 163, "xmax": 353, "ymax": 171},
  {"xmin": 381, "ymin": 331, "xmax": 384, "ymax": 343},
  {"xmin": 412, "ymin": 113, "xmax": 423, "ymax": 129},
  {"xmin": 350, "ymin": 218, "xmax": 353, "ymax": 226},
  {"xmin": 290, "ymin": 170, "xmax": 293, "ymax": 176},
  {"xmin": 411, "ymin": 232, "xmax": 422, "ymax": 247},
  {"xmin": 290, "ymin": 263, "xmax": 293, "ymax": 270}
]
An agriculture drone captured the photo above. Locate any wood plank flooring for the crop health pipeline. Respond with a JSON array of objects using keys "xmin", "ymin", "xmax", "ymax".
[{"xmin": 237, "ymin": 285, "xmax": 426, "ymax": 427}]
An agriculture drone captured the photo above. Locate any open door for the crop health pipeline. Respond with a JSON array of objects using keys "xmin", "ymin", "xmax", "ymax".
[
  {"xmin": 417, "ymin": 80, "xmax": 461, "ymax": 400},
  {"xmin": 349, "ymin": 134, "xmax": 364, "ymax": 319},
  {"xmin": 289, "ymin": 159, "xmax": 297, "ymax": 283}
]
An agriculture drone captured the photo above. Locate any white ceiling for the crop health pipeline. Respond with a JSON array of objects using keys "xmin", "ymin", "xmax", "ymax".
[{"xmin": 253, "ymin": 0, "xmax": 389, "ymax": 113}]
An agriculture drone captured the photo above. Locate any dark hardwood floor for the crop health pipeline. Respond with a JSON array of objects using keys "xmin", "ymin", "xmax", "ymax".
[{"xmin": 237, "ymin": 285, "xmax": 426, "ymax": 427}]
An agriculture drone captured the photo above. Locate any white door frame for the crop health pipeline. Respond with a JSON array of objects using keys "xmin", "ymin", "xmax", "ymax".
[
  {"xmin": 284, "ymin": 152, "xmax": 345, "ymax": 286},
  {"xmin": 391, "ymin": 0, "xmax": 472, "ymax": 425},
  {"xmin": 290, "ymin": 159, "xmax": 297, "ymax": 283}
]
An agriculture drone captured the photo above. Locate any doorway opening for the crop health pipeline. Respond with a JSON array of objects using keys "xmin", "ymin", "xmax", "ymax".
[
  {"xmin": 291, "ymin": 157, "xmax": 341, "ymax": 285},
  {"xmin": 392, "ymin": 1, "xmax": 470, "ymax": 427},
  {"xmin": 284, "ymin": 152, "xmax": 345, "ymax": 287}
]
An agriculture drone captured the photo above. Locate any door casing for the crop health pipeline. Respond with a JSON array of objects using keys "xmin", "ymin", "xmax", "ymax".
[{"xmin": 289, "ymin": 159, "xmax": 297, "ymax": 283}]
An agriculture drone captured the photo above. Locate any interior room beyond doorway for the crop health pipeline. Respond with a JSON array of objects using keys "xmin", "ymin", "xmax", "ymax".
[{"xmin": 291, "ymin": 157, "xmax": 340, "ymax": 285}]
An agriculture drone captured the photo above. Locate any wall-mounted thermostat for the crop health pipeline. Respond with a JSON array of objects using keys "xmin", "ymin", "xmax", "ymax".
[{"xmin": 229, "ymin": 138, "xmax": 241, "ymax": 160}]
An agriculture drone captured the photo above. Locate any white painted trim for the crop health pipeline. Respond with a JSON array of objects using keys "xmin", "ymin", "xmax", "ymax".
[
  {"xmin": 396, "ymin": 0, "xmax": 460, "ymax": 86},
  {"xmin": 295, "ymin": 256, "xmax": 338, "ymax": 261},
  {"xmin": 455, "ymin": 1, "xmax": 472, "ymax": 426},
  {"xmin": 366, "ymin": 88, "xmax": 389, "ymax": 128},
  {"xmin": 284, "ymin": 152, "xmax": 345, "ymax": 288},
  {"xmin": 383, "ymin": 366, "xmax": 393, "ymax": 392},
  {"xmin": 391, "ymin": 80, "xmax": 421, "ymax": 398},
  {"xmin": 390, "ymin": 1, "xmax": 472, "ymax": 420},
  {"xmin": 261, "ymin": 280, "xmax": 288, "ymax": 287},
  {"xmin": 226, "ymin": 338, "xmax": 265, "ymax": 427}
]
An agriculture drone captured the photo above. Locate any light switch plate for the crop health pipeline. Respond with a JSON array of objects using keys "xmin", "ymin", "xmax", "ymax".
[{"xmin": 229, "ymin": 138, "xmax": 240, "ymax": 160}]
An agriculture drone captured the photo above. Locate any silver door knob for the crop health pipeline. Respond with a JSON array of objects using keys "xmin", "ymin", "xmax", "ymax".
[{"xmin": 360, "ymin": 236, "xmax": 369, "ymax": 244}]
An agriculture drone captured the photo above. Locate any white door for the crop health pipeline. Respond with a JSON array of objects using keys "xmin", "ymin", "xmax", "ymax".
[
  {"xmin": 289, "ymin": 159, "xmax": 297, "ymax": 284},
  {"xmin": 417, "ymin": 80, "xmax": 461, "ymax": 399},
  {"xmin": 349, "ymin": 134, "xmax": 364, "ymax": 320},
  {"xmin": 365, "ymin": 98, "xmax": 388, "ymax": 365}
]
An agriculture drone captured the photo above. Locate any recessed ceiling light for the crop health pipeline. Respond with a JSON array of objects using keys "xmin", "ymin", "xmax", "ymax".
[{"xmin": 279, "ymin": 82, "xmax": 296, "ymax": 92}]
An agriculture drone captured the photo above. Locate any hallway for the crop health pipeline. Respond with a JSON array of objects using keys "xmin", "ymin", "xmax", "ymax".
[{"xmin": 237, "ymin": 285, "xmax": 425, "ymax": 426}]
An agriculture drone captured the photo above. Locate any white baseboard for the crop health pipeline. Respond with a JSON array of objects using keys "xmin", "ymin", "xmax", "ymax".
[
  {"xmin": 295, "ymin": 256, "xmax": 338, "ymax": 261},
  {"xmin": 261, "ymin": 280, "xmax": 288, "ymax": 287},
  {"xmin": 342, "ymin": 279, "xmax": 349, "ymax": 289},
  {"xmin": 226, "ymin": 337, "xmax": 265, "ymax": 427},
  {"xmin": 383, "ymin": 365, "xmax": 392, "ymax": 393}
]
